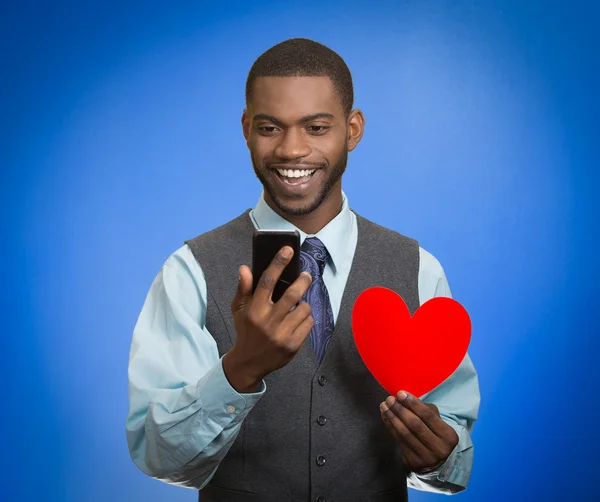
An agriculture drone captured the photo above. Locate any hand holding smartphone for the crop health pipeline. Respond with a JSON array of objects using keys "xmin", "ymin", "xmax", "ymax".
[{"xmin": 224, "ymin": 230, "xmax": 313, "ymax": 392}]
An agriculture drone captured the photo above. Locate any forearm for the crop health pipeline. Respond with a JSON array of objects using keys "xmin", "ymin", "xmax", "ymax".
[{"xmin": 126, "ymin": 355, "xmax": 265, "ymax": 487}]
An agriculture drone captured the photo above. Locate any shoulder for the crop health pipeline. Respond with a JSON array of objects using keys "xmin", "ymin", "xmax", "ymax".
[
  {"xmin": 161, "ymin": 244, "xmax": 206, "ymax": 287},
  {"xmin": 418, "ymin": 246, "xmax": 446, "ymax": 283},
  {"xmin": 185, "ymin": 209, "xmax": 252, "ymax": 249},
  {"xmin": 353, "ymin": 212, "xmax": 418, "ymax": 248},
  {"xmin": 418, "ymin": 245, "xmax": 452, "ymax": 299},
  {"xmin": 352, "ymin": 211, "xmax": 445, "ymax": 271}
]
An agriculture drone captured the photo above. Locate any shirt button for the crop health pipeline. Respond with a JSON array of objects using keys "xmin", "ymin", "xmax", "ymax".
[
  {"xmin": 226, "ymin": 405, "xmax": 236, "ymax": 413},
  {"xmin": 318, "ymin": 375, "xmax": 327, "ymax": 386},
  {"xmin": 316, "ymin": 455, "xmax": 326, "ymax": 466},
  {"xmin": 316, "ymin": 415, "xmax": 327, "ymax": 426},
  {"xmin": 316, "ymin": 497, "xmax": 326, "ymax": 502}
]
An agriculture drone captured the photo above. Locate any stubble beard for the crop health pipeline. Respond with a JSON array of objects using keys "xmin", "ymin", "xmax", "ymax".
[{"xmin": 252, "ymin": 146, "xmax": 349, "ymax": 217}]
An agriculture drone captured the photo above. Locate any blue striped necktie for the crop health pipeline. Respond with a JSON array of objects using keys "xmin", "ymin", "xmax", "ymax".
[{"xmin": 300, "ymin": 237, "xmax": 335, "ymax": 363}]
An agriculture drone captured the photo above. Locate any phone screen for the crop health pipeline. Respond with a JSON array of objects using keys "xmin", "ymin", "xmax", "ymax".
[{"xmin": 252, "ymin": 230, "xmax": 301, "ymax": 303}]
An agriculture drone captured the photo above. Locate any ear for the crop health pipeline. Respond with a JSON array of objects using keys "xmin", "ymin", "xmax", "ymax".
[
  {"xmin": 347, "ymin": 109, "xmax": 365, "ymax": 152},
  {"xmin": 242, "ymin": 108, "xmax": 250, "ymax": 143}
]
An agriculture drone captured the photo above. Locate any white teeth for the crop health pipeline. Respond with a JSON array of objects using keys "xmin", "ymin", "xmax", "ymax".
[{"xmin": 276, "ymin": 168, "xmax": 316, "ymax": 178}]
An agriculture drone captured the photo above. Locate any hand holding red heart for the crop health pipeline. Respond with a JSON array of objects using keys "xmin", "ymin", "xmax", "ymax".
[
  {"xmin": 380, "ymin": 390, "xmax": 458, "ymax": 473},
  {"xmin": 351, "ymin": 287, "xmax": 470, "ymax": 473}
]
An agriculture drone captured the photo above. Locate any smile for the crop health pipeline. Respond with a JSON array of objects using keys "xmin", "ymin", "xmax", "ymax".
[
  {"xmin": 271, "ymin": 167, "xmax": 321, "ymax": 192},
  {"xmin": 275, "ymin": 168, "xmax": 317, "ymax": 185}
]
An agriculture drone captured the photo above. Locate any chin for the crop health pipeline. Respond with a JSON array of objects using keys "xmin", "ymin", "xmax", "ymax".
[
  {"xmin": 273, "ymin": 188, "xmax": 332, "ymax": 217},
  {"xmin": 272, "ymin": 197, "xmax": 318, "ymax": 216}
]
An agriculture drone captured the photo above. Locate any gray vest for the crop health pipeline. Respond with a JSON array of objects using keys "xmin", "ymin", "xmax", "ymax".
[{"xmin": 185, "ymin": 209, "xmax": 420, "ymax": 502}]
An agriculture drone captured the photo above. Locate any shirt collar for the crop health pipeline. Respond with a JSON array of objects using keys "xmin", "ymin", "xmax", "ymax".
[{"xmin": 250, "ymin": 190, "xmax": 353, "ymax": 275}]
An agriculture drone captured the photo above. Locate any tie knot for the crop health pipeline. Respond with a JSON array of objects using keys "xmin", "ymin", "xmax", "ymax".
[{"xmin": 300, "ymin": 237, "xmax": 328, "ymax": 276}]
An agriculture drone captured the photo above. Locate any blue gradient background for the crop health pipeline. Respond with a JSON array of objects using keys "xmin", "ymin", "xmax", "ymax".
[{"xmin": 2, "ymin": 1, "xmax": 599, "ymax": 501}]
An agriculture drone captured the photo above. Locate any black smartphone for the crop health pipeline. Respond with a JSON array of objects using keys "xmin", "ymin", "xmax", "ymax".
[{"xmin": 252, "ymin": 229, "xmax": 301, "ymax": 303}]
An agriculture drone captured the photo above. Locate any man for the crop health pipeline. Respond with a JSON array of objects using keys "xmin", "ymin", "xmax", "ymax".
[{"xmin": 126, "ymin": 38, "xmax": 480, "ymax": 501}]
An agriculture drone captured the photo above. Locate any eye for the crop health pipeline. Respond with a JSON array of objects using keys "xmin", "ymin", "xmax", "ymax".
[
  {"xmin": 307, "ymin": 125, "xmax": 329, "ymax": 134},
  {"xmin": 257, "ymin": 126, "xmax": 278, "ymax": 134}
]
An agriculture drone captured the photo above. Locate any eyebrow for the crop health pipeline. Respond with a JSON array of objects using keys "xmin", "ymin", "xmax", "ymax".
[{"xmin": 252, "ymin": 113, "xmax": 334, "ymax": 126}]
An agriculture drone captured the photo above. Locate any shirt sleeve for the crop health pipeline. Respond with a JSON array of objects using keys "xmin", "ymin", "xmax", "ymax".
[
  {"xmin": 407, "ymin": 248, "xmax": 480, "ymax": 494},
  {"xmin": 125, "ymin": 245, "xmax": 266, "ymax": 489}
]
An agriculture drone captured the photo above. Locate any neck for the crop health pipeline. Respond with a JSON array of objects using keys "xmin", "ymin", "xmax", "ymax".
[{"xmin": 266, "ymin": 189, "xmax": 343, "ymax": 235}]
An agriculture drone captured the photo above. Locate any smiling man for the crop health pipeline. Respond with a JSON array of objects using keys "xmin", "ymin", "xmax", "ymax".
[{"xmin": 126, "ymin": 38, "xmax": 480, "ymax": 502}]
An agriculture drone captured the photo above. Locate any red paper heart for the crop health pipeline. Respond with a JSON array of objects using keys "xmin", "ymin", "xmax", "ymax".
[{"xmin": 352, "ymin": 287, "xmax": 471, "ymax": 398}]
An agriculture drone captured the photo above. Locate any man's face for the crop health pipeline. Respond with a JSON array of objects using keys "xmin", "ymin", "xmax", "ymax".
[{"xmin": 243, "ymin": 76, "xmax": 350, "ymax": 217}]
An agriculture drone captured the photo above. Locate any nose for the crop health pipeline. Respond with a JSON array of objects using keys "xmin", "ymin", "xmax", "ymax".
[{"xmin": 274, "ymin": 128, "xmax": 312, "ymax": 160}]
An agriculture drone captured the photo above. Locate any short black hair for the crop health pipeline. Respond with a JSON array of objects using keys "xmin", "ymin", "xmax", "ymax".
[{"xmin": 245, "ymin": 38, "xmax": 354, "ymax": 117}]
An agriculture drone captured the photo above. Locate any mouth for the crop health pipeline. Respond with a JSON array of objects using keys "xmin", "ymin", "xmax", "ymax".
[
  {"xmin": 273, "ymin": 167, "xmax": 318, "ymax": 185},
  {"xmin": 270, "ymin": 166, "xmax": 322, "ymax": 194}
]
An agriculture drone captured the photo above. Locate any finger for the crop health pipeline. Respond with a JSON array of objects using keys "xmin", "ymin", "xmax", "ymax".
[
  {"xmin": 388, "ymin": 397, "xmax": 449, "ymax": 460},
  {"xmin": 396, "ymin": 392, "xmax": 453, "ymax": 442},
  {"xmin": 380, "ymin": 401, "xmax": 433, "ymax": 462},
  {"xmin": 253, "ymin": 246, "xmax": 295, "ymax": 304},
  {"xmin": 381, "ymin": 407, "xmax": 403, "ymax": 444},
  {"xmin": 288, "ymin": 310, "xmax": 315, "ymax": 344},
  {"xmin": 382, "ymin": 406, "xmax": 443, "ymax": 473},
  {"xmin": 280, "ymin": 301, "xmax": 312, "ymax": 332},
  {"xmin": 271, "ymin": 271, "xmax": 312, "ymax": 320},
  {"xmin": 231, "ymin": 265, "xmax": 253, "ymax": 312},
  {"xmin": 381, "ymin": 406, "xmax": 425, "ymax": 468},
  {"xmin": 402, "ymin": 447, "xmax": 427, "ymax": 473}
]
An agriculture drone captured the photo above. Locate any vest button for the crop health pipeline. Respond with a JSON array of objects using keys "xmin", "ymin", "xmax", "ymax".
[
  {"xmin": 316, "ymin": 455, "xmax": 326, "ymax": 466},
  {"xmin": 316, "ymin": 497, "xmax": 326, "ymax": 502},
  {"xmin": 318, "ymin": 375, "xmax": 327, "ymax": 386},
  {"xmin": 316, "ymin": 415, "xmax": 327, "ymax": 426}
]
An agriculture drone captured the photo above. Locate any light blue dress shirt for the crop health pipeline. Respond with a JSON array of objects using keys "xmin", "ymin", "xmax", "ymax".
[{"xmin": 126, "ymin": 191, "xmax": 480, "ymax": 494}]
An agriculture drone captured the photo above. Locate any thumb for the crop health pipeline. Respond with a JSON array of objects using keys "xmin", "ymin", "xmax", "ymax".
[{"xmin": 231, "ymin": 265, "xmax": 253, "ymax": 312}]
